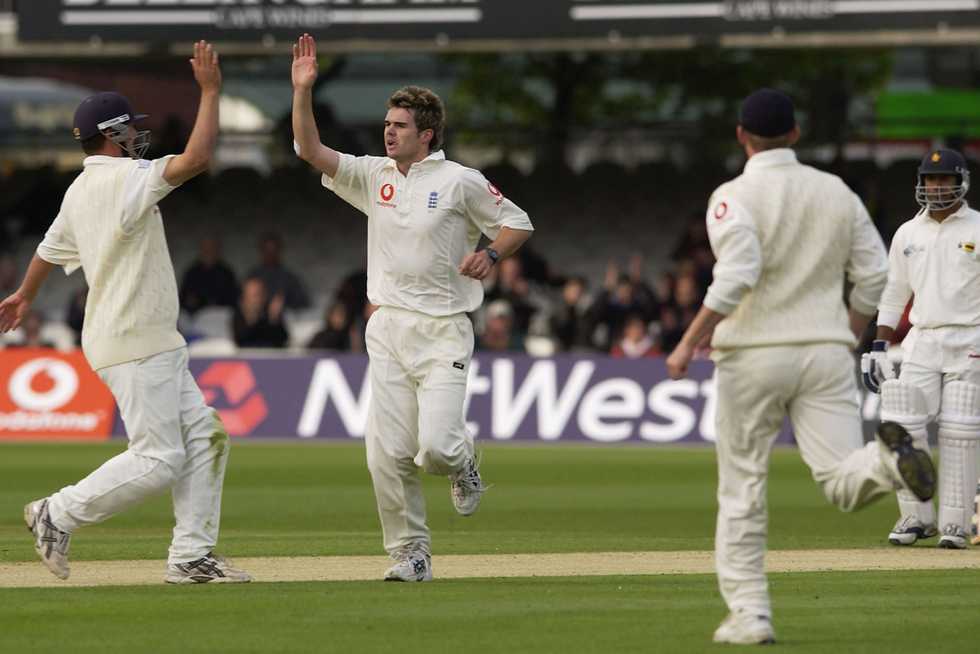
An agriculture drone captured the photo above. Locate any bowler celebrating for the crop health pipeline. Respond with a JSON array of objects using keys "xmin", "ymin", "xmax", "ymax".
[
  {"xmin": 291, "ymin": 34, "xmax": 533, "ymax": 582},
  {"xmin": 0, "ymin": 42, "xmax": 250, "ymax": 585}
]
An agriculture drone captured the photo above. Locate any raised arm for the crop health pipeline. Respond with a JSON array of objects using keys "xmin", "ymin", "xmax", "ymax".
[
  {"xmin": 291, "ymin": 33, "xmax": 340, "ymax": 177},
  {"xmin": 164, "ymin": 41, "xmax": 222, "ymax": 186}
]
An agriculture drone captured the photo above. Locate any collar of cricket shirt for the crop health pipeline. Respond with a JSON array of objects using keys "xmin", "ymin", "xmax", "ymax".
[
  {"xmin": 744, "ymin": 148, "xmax": 798, "ymax": 172},
  {"xmin": 383, "ymin": 149, "xmax": 446, "ymax": 171},
  {"xmin": 82, "ymin": 155, "xmax": 130, "ymax": 167}
]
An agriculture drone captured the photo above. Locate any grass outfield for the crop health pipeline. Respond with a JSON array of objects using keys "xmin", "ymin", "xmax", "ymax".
[
  {"xmin": 0, "ymin": 442, "xmax": 912, "ymax": 561},
  {"xmin": 0, "ymin": 442, "xmax": 976, "ymax": 652}
]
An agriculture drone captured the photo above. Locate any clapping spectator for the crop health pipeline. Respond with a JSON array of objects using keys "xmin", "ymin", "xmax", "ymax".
[
  {"xmin": 246, "ymin": 232, "xmax": 310, "ymax": 310},
  {"xmin": 610, "ymin": 314, "xmax": 658, "ymax": 359},
  {"xmin": 179, "ymin": 236, "xmax": 239, "ymax": 314},
  {"xmin": 308, "ymin": 302, "xmax": 352, "ymax": 351},
  {"xmin": 233, "ymin": 277, "xmax": 289, "ymax": 348}
]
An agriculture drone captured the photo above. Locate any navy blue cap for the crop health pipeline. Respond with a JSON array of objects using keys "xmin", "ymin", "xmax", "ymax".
[
  {"xmin": 739, "ymin": 88, "xmax": 796, "ymax": 138},
  {"xmin": 72, "ymin": 92, "xmax": 148, "ymax": 141},
  {"xmin": 918, "ymin": 148, "xmax": 968, "ymax": 178}
]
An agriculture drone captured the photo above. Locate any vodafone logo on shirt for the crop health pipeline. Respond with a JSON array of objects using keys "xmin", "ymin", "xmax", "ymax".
[
  {"xmin": 377, "ymin": 183, "xmax": 397, "ymax": 208},
  {"xmin": 0, "ymin": 349, "xmax": 115, "ymax": 440}
]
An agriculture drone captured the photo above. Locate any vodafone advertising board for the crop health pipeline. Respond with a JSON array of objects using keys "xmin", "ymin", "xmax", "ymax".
[{"xmin": 0, "ymin": 349, "xmax": 115, "ymax": 440}]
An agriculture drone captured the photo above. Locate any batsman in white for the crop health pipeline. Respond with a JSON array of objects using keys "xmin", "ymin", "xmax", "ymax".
[
  {"xmin": 862, "ymin": 148, "xmax": 980, "ymax": 550},
  {"xmin": 0, "ymin": 42, "xmax": 251, "ymax": 585},
  {"xmin": 290, "ymin": 34, "xmax": 534, "ymax": 582},
  {"xmin": 666, "ymin": 88, "xmax": 936, "ymax": 645}
]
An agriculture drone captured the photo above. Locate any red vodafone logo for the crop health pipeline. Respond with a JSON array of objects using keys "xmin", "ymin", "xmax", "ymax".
[
  {"xmin": 714, "ymin": 202, "xmax": 729, "ymax": 221},
  {"xmin": 8, "ymin": 358, "xmax": 78, "ymax": 411},
  {"xmin": 198, "ymin": 362, "xmax": 268, "ymax": 436},
  {"xmin": 380, "ymin": 184, "xmax": 395, "ymax": 202}
]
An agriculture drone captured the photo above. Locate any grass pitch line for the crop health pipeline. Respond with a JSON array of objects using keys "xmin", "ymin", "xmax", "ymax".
[{"xmin": 0, "ymin": 548, "xmax": 978, "ymax": 588}]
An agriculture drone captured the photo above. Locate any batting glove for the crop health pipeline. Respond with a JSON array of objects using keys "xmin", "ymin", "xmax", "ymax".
[{"xmin": 860, "ymin": 339, "xmax": 895, "ymax": 394}]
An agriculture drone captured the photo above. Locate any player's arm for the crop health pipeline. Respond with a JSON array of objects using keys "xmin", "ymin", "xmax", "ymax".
[
  {"xmin": 459, "ymin": 227, "xmax": 533, "ymax": 280},
  {"xmin": 874, "ymin": 227, "xmax": 912, "ymax": 337},
  {"xmin": 0, "ymin": 255, "xmax": 55, "ymax": 333},
  {"xmin": 666, "ymin": 197, "xmax": 761, "ymax": 379},
  {"xmin": 845, "ymin": 194, "xmax": 889, "ymax": 341},
  {"xmin": 164, "ymin": 41, "xmax": 222, "ymax": 187},
  {"xmin": 291, "ymin": 33, "xmax": 340, "ymax": 178}
]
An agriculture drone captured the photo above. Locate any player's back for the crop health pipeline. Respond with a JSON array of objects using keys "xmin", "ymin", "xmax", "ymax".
[
  {"xmin": 43, "ymin": 155, "xmax": 184, "ymax": 370},
  {"xmin": 710, "ymin": 152, "xmax": 862, "ymax": 349}
]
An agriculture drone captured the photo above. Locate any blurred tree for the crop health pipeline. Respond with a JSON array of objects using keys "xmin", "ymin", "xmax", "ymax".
[{"xmin": 446, "ymin": 48, "xmax": 893, "ymax": 168}]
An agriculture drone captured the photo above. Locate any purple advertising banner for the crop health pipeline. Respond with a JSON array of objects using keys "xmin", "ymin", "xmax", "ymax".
[{"xmin": 112, "ymin": 354, "xmax": 882, "ymax": 444}]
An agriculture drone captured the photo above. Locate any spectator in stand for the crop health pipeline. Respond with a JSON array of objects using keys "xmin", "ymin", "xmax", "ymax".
[
  {"xmin": 350, "ymin": 302, "xmax": 378, "ymax": 354},
  {"xmin": 551, "ymin": 275, "xmax": 594, "ymax": 351},
  {"xmin": 246, "ymin": 232, "xmax": 310, "ymax": 310},
  {"xmin": 335, "ymin": 267, "xmax": 367, "ymax": 330},
  {"xmin": 8, "ymin": 310, "xmax": 54, "ymax": 349},
  {"xmin": 66, "ymin": 286, "xmax": 87, "ymax": 346},
  {"xmin": 672, "ymin": 213, "xmax": 715, "ymax": 294},
  {"xmin": 232, "ymin": 277, "xmax": 289, "ymax": 348},
  {"xmin": 591, "ymin": 260, "xmax": 657, "ymax": 351},
  {"xmin": 673, "ymin": 273, "xmax": 702, "ymax": 331},
  {"xmin": 484, "ymin": 256, "xmax": 535, "ymax": 336},
  {"xmin": 477, "ymin": 300, "xmax": 524, "ymax": 352},
  {"xmin": 659, "ymin": 305, "xmax": 685, "ymax": 353},
  {"xmin": 611, "ymin": 314, "xmax": 659, "ymax": 359},
  {"xmin": 308, "ymin": 302, "xmax": 352, "ymax": 351},
  {"xmin": 179, "ymin": 237, "xmax": 239, "ymax": 315}
]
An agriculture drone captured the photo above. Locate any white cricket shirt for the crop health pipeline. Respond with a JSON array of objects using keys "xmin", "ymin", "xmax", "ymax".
[
  {"xmin": 703, "ymin": 149, "xmax": 888, "ymax": 348},
  {"xmin": 36, "ymin": 155, "xmax": 186, "ymax": 370},
  {"xmin": 323, "ymin": 150, "xmax": 534, "ymax": 317},
  {"xmin": 878, "ymin": 203, "xmax": 980, "ymax": 329}
]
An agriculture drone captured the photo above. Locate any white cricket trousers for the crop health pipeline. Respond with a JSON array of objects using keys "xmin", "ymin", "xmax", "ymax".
[
  {"xmin": 46, "ymin": 347, "xmax": 230, "ymax": 564},
  {"xmin": 712, "ymin": 343, "xmax": 897, "ymax": 618},
  {"xmin": 365, "ymin": 306, "xmax": 475, "ymax": 556}
]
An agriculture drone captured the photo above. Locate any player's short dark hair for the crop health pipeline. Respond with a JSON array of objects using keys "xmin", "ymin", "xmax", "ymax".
[
  {"xmin": 80, "ymin": 133, "xmax": 107, "ymax": 155},
  {"xmin": 742, "ymin": 129, "xmax": 796, "ymax": 152},
  {"xmin": 387, "ymin": 86, "xmax": 446, "ymax": 152}
]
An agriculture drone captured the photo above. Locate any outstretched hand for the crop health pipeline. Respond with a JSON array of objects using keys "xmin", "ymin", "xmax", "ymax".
[
  {"xmin": 190, "ymin": 40, "xmax": 221, "ymax": 91},
  {"xmin": 0, "ymin": 292, "xmax": 29, "ymax": 333},
  {"xmin": 292, "ymin": 33, "xmax": 319, "ymax": 90}
]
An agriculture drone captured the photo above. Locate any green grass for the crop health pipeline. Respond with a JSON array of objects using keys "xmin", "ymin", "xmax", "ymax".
[
  {"xmin": 0, "ymin": 571, "xmax": 975, "ymax": 653},
  {"xmin": 0, "ymin": 442, "xmax": 906, "ymax": 562},
  {"xmin": 1, "ymin": 442, "xmax": 974, "ymax": 653}
]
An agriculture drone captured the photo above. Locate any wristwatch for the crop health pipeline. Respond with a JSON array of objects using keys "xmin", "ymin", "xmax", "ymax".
[{"xmin": 485, "ymin": 247, "xmax": 500, "ymax": 265}]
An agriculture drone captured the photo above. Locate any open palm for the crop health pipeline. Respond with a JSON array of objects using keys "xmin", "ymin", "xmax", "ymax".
[{"xmin": 292, "ymin": 33, "xmax": 319, "ymax": 90}]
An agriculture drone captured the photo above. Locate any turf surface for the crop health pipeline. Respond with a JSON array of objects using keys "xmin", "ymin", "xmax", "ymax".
[
  {"xmin": 1, "ymin": 442, "xmax": 976, "ymax": 653},
  {"xmin": 0, "ymin": 442, "xmax": 908, "ymax": 562}
]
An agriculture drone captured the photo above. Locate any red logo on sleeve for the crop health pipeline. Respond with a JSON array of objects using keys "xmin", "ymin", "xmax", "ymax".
[
  {"xmin": 714, "ymin": 202, "xmax": 729, "ymax": 220},
  {"xmin": 380, "ymin": 184, "xmax": 395, "ymax": 202},
  {"xmin": 487, "ymin": 182, "xmax": 503, "ymax": 206}
]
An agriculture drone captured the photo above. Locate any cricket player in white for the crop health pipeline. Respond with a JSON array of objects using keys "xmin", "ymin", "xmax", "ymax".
[
  {"xmin": 862, "ymin": 148, "xmax": 980, "ymax": 550},
  {"xmin": 290, "ymin": 34, "xmax": 533, "ymax": 582},
  {"xmin": 666, "ymin": 88, "xmax": 936, "ymax": 645},
  {"xmin": 0, "ymin": 42, "xmax": 250, "ymax": 584}
]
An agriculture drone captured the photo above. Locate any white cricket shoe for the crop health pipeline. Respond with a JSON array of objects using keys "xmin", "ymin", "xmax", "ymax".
[
  {"xmin": 24, "ymin": 499, "xmax": 71, "ymax": 580},
  {"xmin": 937, "ymin": 524, "xmax": 969, "ymax": 550},
  {"xmin": 165, "ymin": 552, "xmax": 252, "ymax": 584},
  {"xmin": 384, "ymin": 549, "xmax": 432, "ymax": 582},
  {"xmin": 713, "ymin": 610, "xmax": 775, "ymax": 645},
  {"xmin": 888, "ymin": 515, "xmax": 938, "ymax": 546},
  {"xmin": 450, "ymin": 456, "xmax": 487, "ymax": 517}
]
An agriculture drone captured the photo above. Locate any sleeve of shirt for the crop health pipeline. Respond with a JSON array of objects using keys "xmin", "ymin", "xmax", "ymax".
[
  {"xmin": 321, "ymin": 153, "xmax": 373, "ymax": 216},
  {"xmin": 845, "ymin": 194, "xmax": 890, "ymax": 317},
  {"xmin": 120, "ymin": 155, "xmax": 178, "ymax": 234},
  {"xmin": 36, "ymin": 208, "xmax": 82, "ymax": 275},
  {"xmin": 876, "ymin": 224, "xmax": 913, "ymax": 329},
  {"xmin": 460, "ymin": 168, "xmax": 534, "ymax": 239},
  {"xmin": 702, "ymin": 196, "xmax": 762, "ymax": 315}
]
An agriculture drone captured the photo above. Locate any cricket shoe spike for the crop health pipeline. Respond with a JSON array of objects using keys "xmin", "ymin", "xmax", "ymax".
[
  {"xmin": 888, "ymin": 515, "xmax": 938, "ymax": 546},
  {"xmin": 876, "ymin": 421, "xmax": 937, "ymax": 501},
  {"xmin": 384, "ymin": 549, "xmax": 432, "ymax": 582},
  {"xmin": 165, "ymin": 552, "xmax": 252, "ymax": 584}
]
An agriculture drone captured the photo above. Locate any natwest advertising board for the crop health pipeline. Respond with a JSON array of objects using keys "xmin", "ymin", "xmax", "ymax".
[
  {"xmin": 171, "ymin": 354, "xmax": 729, "ymax": 444},
  {"xmin": 0, "ymin": 349, "xmax": 116, "ymax": 441}
]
